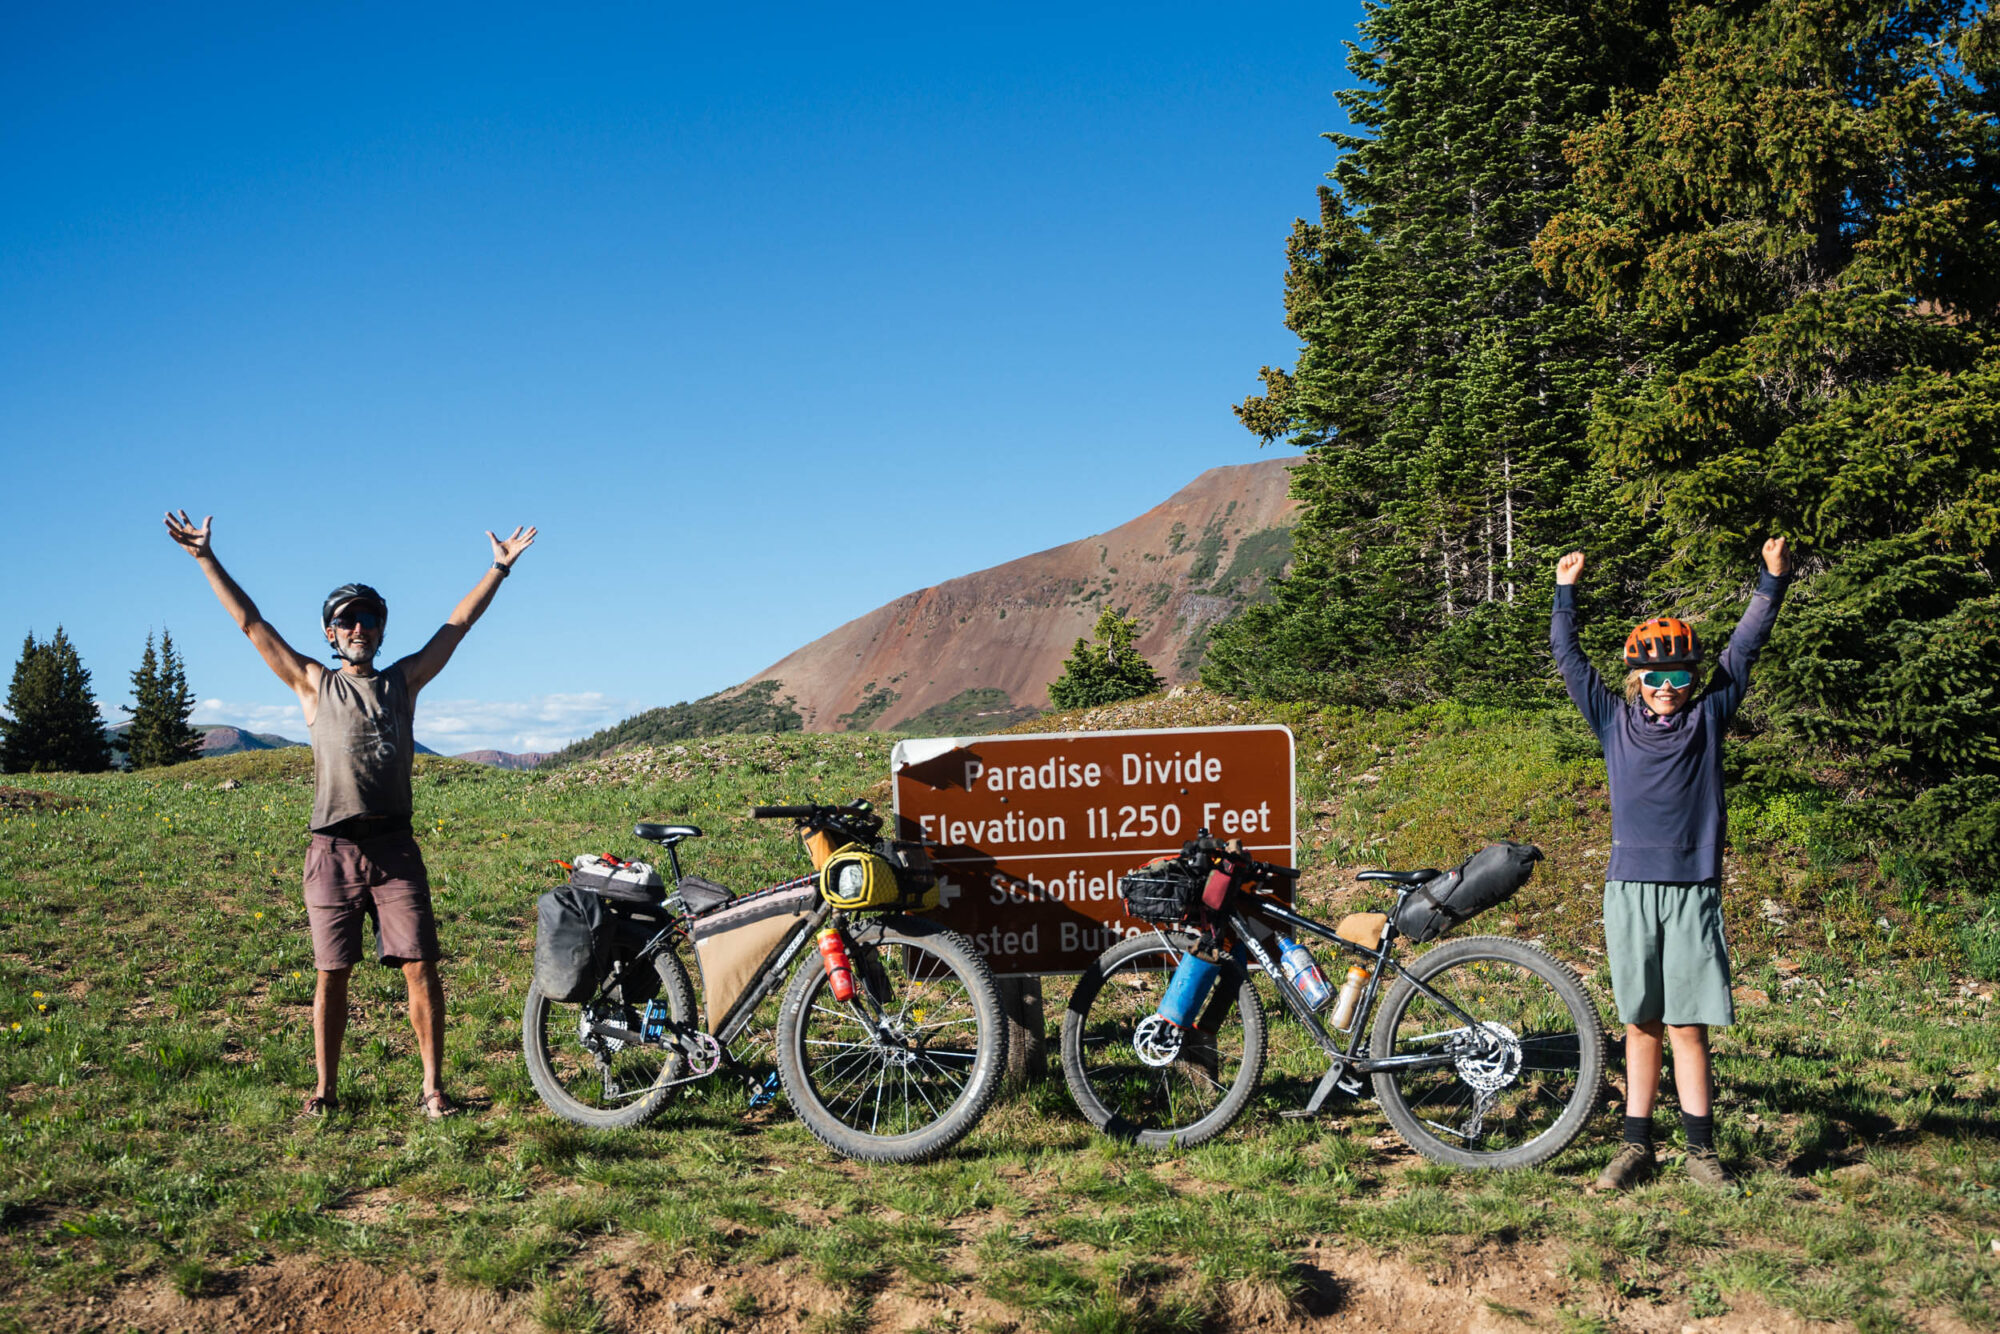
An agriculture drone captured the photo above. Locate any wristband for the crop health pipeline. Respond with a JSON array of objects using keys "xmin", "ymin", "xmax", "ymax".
[{"xmin": 492, "ymin": 562, "xmax": 511, "ymax": 578}]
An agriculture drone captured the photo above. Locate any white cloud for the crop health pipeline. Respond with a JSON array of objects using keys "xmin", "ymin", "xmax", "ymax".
[
  {"xmin": 413, "ymin": 693, "xmax": 637, "ymax": 755},
  {"xmin": 191, "ymin": 692, "xmax": 638, "ymax": 757},
  {"xmin": 191, "ymin": 698, "xmax": 307, "ymax": 737}
]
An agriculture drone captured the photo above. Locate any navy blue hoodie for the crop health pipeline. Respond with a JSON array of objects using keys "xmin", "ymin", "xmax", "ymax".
[{"xmin": 1550, "ymin": 570, "xmax": 1789, "ymax": 884}]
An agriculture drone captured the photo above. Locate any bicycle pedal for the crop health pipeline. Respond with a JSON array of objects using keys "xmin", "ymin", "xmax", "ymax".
[{"xmin": 745, "ymin": 1072, "xmax": 780, "ymax": 1110}]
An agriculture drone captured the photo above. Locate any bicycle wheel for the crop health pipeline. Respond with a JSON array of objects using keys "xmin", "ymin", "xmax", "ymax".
[
  {"xmin": 775, "ymin": 916, "xmax": 1006, "ymax": 1163},
  {"xmin": 1060, "ymin": 930, "xmax": 1266, "ymax": 1149},
  {"xmin": 522, "ymin": 946, "xmax": 698, "ymax": 1129},
  {"xmin": 1369, "ymin": 935, "xmax": 1604, "ymax": 1170}
]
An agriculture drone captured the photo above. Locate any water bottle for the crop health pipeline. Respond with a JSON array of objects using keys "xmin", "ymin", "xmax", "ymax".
[
  {"xmin": 817, "ymin": 928, "xmax": 857, "ymax": 1002},
  {"xmin": 1277, "ymin": 937, "xmax": 1332, "ymax": 1009},
  {"xmin": 1157, "ymin": 950, "xmax": 1222, "ymax": 1028},
  {"xmin": 1329, "ymin": 964, "xmax": 1371, "ymax": 1030}
]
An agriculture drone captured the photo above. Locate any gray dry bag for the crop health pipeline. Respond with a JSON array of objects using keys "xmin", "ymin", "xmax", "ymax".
[
  {"xmin": 534, "ymin": 885, "xmax": 610, "ymax": 1003},
  {"xmin": 1392, "ymin": 841, "xmax": 1543, "ymax": 944}
]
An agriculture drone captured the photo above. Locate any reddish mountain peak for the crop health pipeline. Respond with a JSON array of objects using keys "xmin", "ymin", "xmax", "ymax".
[{"xmin": 741, "ymin": 456, "xmax": 1298, "ymax": 733}]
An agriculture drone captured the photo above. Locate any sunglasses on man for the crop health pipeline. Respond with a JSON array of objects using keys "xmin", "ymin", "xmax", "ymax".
[
  {"xmin": 1639, "ymin": 669, "xmax": 1694, "ymax": 689},
  {"xmin": 332, "ymin": 609, "xmax": 384, "ymax": 632}
]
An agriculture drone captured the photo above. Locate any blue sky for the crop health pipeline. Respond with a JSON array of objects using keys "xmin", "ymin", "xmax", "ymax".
[{"xmin": 1, "ymin": 2, "xmax": 1358, "ymax": 754}]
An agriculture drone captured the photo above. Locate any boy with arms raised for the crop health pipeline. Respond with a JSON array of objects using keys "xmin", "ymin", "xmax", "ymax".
[
  {"xmin": 1551, "ymin": 538, "xmax": 1791, "ymax": 1189},
  {"xmin": 166, "ymin": 510, "xmax": 535, "ymax": 1118}
]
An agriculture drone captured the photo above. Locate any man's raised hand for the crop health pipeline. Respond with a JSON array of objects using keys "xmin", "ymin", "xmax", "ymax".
[
  {"xmin": 1556, "ymin": 551, "xmax": 1585, "ymax": 586},
  {"xmin": 488, "ymin": 525, "xmax": 537, "ymax": 570},
  {"xmin": 165, "ymin": 510, "xmax": 213, "ymax": 559},
  {"xmin": 1762, "ymin": 537, "xmax": 1791, "ymax": 577}
]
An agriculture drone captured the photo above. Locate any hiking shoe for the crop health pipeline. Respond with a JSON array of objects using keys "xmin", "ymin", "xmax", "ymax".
[
  {"xmin": 1684, "ymin": 1147, "xmax": 1735, "ymax": 1187},
  {"xmin": 1592, "ymin": 1143, "xmax": 1655, "ymax": 1193}
]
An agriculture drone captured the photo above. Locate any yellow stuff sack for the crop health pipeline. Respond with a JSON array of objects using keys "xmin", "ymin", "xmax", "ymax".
[{"xmin": 820, "ymin": 842, "xmax": 939, "ymax": 912}]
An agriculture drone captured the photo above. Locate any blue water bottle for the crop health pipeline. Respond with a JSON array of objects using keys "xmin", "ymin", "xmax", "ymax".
[
  {"xmin": 1157, "ymin": 951, "xmax": 1222, "ymax": 1028},
  {"xmin": 1278, "ymin": 937, "xmax": 1332, "ymax": 1009}
]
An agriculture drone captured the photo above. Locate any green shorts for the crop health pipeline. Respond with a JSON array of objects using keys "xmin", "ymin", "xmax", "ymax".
[{"xmin": 1602, "ymin": 880, "xmax": 1734, "ymax": 1028}]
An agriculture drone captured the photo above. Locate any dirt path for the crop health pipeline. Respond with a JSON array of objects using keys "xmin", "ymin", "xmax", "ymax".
[{"xmin": 40, "ymin": 1238, "xmax": 1870, "ymax": 1334}]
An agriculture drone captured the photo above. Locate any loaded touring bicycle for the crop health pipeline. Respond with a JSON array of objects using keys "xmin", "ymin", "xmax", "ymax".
[
  {"xmin": 523, "ymin": 801, "xmax": 1008, "ymax": 1162},
  {"xmin": 1061, "ymin": 832, "xmax": 1606, "ymax": 1168}
]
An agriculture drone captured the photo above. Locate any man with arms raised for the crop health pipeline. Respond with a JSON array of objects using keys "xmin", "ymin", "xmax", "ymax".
[{"xmin": 165, "ymin": 510, "xmax": 536, "ymax": 1118}]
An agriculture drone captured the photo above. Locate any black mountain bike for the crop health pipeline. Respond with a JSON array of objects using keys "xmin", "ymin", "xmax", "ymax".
[
  {"xmin": 1059, "ymin": 833, "xmax": 1604, "ymax": 1169},
  {"xmin": 522, "ymin": 801, "xmax": 1008, "ymax": 1163}
]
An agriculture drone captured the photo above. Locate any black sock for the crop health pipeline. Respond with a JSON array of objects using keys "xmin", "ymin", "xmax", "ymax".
[
  {"xmin": 1683, "ymin": 1111, "xmax": 1714, "ymax": 1152},
  {"xmin": 1622, "ymin": 1115, "xmax": 1653, "ymax": 1148}
]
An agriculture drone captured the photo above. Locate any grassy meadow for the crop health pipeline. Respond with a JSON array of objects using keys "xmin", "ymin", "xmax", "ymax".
[{"xmin": 1, "ymin": 692, "xmax": 1996, "ymax": 1332}]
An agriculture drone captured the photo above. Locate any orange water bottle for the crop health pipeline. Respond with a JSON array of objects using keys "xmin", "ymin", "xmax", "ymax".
[
  {"xmin": 1330, "ymin": 964, "xmax": 1371, "ymax": 1030},
  {"xmin": 817, "ymin": 928, "xmax": 857, "ymax": 1002}
]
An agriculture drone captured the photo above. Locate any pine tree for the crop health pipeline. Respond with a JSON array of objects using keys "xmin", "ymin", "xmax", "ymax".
[
  {"xmin": 1535, "ymin": 0, "xmax": 2000, "ymax": 869},
  {"xmin": 0, "ymin": 628, "xmax": 113, "ymax": 773},
  {"xmin": 1206, "ymin": 0, "xmax": 1665, "ymax": 704},
  {"xmin": 125, "ymin": 629, "xmax": 202, "ymax": 769},
  {"xmin": 1049, "ymin": 610, "xmax": 1167, "ymax": 710}
]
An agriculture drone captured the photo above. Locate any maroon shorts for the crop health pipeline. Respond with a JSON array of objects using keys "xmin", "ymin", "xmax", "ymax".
[{"xmin": 303, "ymin": 830, "xmax": 441, "ymax": 970}]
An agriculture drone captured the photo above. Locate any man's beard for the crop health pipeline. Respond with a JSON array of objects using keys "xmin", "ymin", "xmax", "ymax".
[{"xmin": 334, "ymin": 640, "xmax": 378, "ymax": 666}]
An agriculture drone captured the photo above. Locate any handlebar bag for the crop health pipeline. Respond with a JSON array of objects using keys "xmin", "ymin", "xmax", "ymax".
[
  {"xmin": 1120, "ymin": 856, "xmax": 1204, "ymax": 923},
  {"xmin": 1392, "ymin": 841, "xmax": 1543, "ymax": 944},
  {"xmin": 690, "ymin": 879, "xmax": 819, "ymax": 1033},
  {"xmin": 533, "ymin": 885, "xmax": 611, "ymax": 1003}
]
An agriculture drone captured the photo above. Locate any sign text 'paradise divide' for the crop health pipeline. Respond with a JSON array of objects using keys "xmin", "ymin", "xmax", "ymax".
[{"xmin": 890, "ymin": 725, "xmax": 1295, "ymax": 975}]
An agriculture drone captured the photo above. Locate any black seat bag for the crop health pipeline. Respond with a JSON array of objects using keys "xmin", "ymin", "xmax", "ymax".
[{"xmin": 1393, "ymin": 841, "xmax": 1543, "ymax": 944}]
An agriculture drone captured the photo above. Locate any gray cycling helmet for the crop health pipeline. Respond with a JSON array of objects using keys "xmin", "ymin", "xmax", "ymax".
[{"xmin": 322, "ymin": 583, "xmax": 388, "ymax": 629}]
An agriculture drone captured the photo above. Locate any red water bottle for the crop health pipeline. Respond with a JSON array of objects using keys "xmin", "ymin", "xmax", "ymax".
[{"xmin": 817, "ymin": 928, "xmax": 857, "ymax": 1002}]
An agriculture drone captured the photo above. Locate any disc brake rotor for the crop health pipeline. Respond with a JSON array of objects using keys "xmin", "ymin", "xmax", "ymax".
[
  {"xmin": 1454, "ymin": 1020, "xmax": 1522, "ymax": 1094},
  {"xmin": 1132, "ymin": 1013, "xmax": 1184, "ymax": 1068}
]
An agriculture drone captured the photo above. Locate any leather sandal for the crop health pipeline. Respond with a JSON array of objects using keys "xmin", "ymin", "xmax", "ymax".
[
  {"xmin": 417, "ymin": 1090, "xmax": 459, "ymax": 1121},
  {"xmin": 300, "ymin": 1094, "xmax": 340, "ymax": 1118}
]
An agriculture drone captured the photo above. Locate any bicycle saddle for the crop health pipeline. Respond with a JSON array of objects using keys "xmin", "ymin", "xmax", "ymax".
[
  {"xmin": 1356, "ymin": 868, "xmax": 1441, "ymax": 883},
  {"xmin": 633, "ymin": 823, "xmax": 703, "ymax": 844}
]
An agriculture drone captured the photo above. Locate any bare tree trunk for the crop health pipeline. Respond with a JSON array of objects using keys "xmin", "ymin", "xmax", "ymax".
[
  {"xmin": 1484, "ymin": 500, "xmax": 1495, "ymax": 604},
  {"xmin": 1439, "ymin": 525, "xmax": 1455, "ymax": 616},
  {"xmin": 1503, "ymin": 453, "xmax": 1516, "ymax": 604}
]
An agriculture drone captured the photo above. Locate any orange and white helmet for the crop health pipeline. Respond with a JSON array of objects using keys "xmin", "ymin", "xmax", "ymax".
[{"xmin": 1623, "ymin": 616, "xmax": 1701, "ymax": 668}]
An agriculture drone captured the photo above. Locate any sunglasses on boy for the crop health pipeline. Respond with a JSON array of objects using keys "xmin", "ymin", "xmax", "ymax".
[
  {"xmin": 1640, "ymin": 669, "xmax": 1694, "ymax": 690},
  {"xmin": 332, "ymin": 609, "xmax": 384, "ymax": 632}
]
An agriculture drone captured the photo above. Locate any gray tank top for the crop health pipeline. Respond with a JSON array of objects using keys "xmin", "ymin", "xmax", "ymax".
[{"xmin": 309, "ymin": 664, "xmax": 416, "ymax": 831}]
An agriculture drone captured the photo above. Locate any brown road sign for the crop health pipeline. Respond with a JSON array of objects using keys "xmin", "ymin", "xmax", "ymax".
[{"xmin": 891, "ymin": 725, "xmax": 1295, "ymax": 976}]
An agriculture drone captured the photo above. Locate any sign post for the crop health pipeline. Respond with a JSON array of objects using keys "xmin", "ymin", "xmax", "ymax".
[{"xmin": 891, "ymin": 725, "xmax": 1295, "ymax": 977}]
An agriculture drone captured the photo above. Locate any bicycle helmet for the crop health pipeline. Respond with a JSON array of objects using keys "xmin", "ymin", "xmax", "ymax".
[
  {"xmin": 322, "ymin": 583, "xmax": 387, "ymax": 629},
  {"xmin": 1623, "ymin": 616, "xmax": 1701, "ymax": 668}
]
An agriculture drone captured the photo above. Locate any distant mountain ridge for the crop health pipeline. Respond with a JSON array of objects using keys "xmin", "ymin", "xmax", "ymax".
[{"xmin": 549, "ymin": 458, "xmax": 1297, "ymax": 763}]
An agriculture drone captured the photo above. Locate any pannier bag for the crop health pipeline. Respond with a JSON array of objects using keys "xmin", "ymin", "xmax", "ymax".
[
  {"xmin": 601, "ymin": 898, "xmax": 674, "ymax": 1006},
  {"xmin": 534, "ymin": 885, "xmax": 610, "ymax": 1003},
  {"xmin": 1120, "ymin": 855, "xmax": 1204, "ymax": 924},
  {"xmin": 819, "ymin": 841, "xmax": 940, "ymax": 912},
  {"xmin": 1392, "ymin": 841, "xmax": 1543, "ymax": 944},
  {"xmin": 567, "ymin": 854, "xmax": 665, "ymax": 903},
  {"xmin": 690, "ymin": 879, "xmax": 820, "ymax": 1032}
]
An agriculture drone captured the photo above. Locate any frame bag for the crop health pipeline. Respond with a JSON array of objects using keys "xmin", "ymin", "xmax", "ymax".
[
  {"xmin": 689, "ymin": 880, "xmax": 820, "ymax": 1033},
  {"xmin": 1393, "ymin": 841, "xmax": 1543, "ymax": 944}
]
